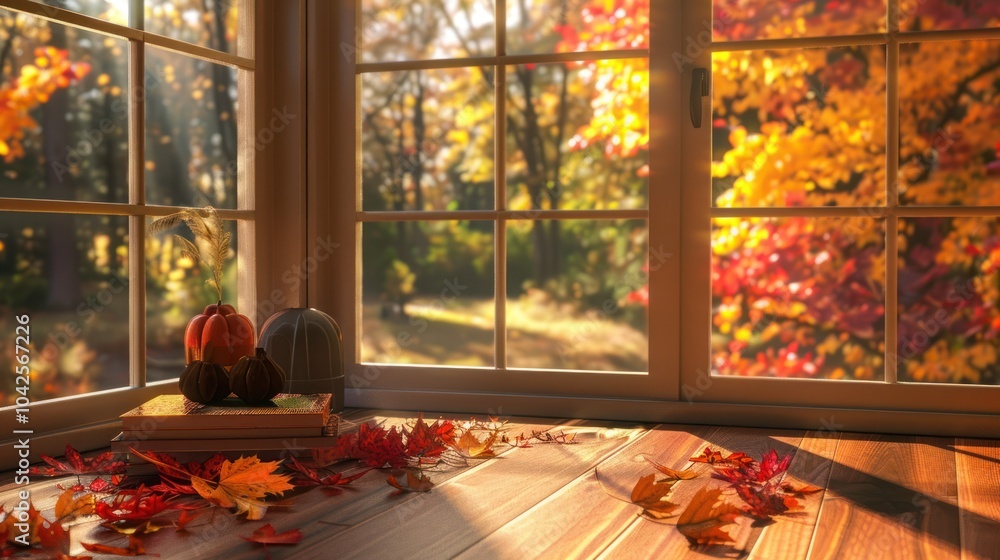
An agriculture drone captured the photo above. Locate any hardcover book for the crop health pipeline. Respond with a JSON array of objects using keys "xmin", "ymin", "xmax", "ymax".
[{"xmin": 120, "ymin": 393, "xmax": 332, "ymax": 431}]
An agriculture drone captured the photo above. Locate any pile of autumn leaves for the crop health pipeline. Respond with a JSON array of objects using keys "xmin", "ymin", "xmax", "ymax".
[
  {"xmin": 626, "ymin": 447, "xmax": 820, "ymax": 546},
  {"xmin": 4, "ymin": 416, "xmax": 523, "ymax": 558}
]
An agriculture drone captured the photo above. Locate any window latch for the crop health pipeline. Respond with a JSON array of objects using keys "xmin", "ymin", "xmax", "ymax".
[{"xmin": 690, "ymin": 68, "xmax": 709, "ymax": 128}]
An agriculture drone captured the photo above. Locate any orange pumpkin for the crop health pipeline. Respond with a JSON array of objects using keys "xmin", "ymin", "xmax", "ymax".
[{"xmin": 184, "ymin": 301, "xmax": 255, "ymax": 366}]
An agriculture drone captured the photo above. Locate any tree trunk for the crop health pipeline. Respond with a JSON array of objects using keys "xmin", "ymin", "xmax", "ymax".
[{"xmin": 42, "ymin": 1, "xmax": 80, "ymax": 309}]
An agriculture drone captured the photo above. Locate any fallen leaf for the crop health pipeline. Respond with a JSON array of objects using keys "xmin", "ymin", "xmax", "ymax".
[
  {"xmin": 30, "ymin": 445, "xmax": 126, "ymax": 477},
  {"xmin": 630, "ymin": 474, "xmax": 680, "ymax": 519},
  {"xmin": 403, "ymin": 415, "xmax": 456, "ymax": 460},
  {"xmin": 643, "ymin": 457, "xmax": 699, "ymax": 482},
  {"xmin": 55, "ymin": 554, "xmax": 93, "ymax": 560},
  {"xmin": 451, "ymin": 429, "xmax": 498, "ymax": 458},
  {"xmin": 55, "ymin": 488, "xmax": 96, "ymax": 520},
  {"xmin": 173, "ymin": 510, "xmax": 206, "ymax": 532},
  {"xmin": 387, "ymin": 471, "xmax": 434, "ymax": 494},
  {"xmin": 676, "ymin": 487, "xmax": 742, "ymax": 546},
  {"xmin": 37, "ymin": 519, "xmax": 69, "ymax": 552},
  {"xmin": 690, "ymin": 447, "xmax": 755, "ymax": 467},
  {"xmin": 285, "ymin": 456, "xmax": 369, "ymax": 488},
  {"xmin": 190, "ymin": 456, "xmax": 294, "ymax": 520},
  {"xmin": 736, "ymin": 482, "xmax": 800, "ymax": 520},
  {"xmin": 241, "ymin": 524, "xmax": 303, "ymax": 545},
  {"xmin": 129, "ymin": 449, "xmax": 226, "ymax": 496},
  {"xmin": 81, "ymin": 535, "xmax": 157, "ymax": 556},
  {"xmin": 781, "ymin": 481, "xmax": 823, "ymax": 497},
  {"xmin": 94, "ymin": 486, "xmax": 171, "ymax": 522}
]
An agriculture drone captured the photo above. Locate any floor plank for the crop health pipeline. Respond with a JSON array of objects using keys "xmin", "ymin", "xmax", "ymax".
[
  {"xmin": 597, "ymin": 426, "xmax": 805, "ymax": 560},
  {"xmin": 808, "ymin": 434, "xmax": 961, "ymax": 560},
  {"xmin": 748, "ymin": 430, "xmax": 840, "ymax": 560},
  {"xmin": 453, "ymin": 424, "xmax": 707, "ymax": 560},
  {"xmin": 954, "ymin": 438, "xmax": 1000, "ymax": 560},
  {"xmin": 287, "ymin": 421, "xmax": 647, "ymax": 560}
]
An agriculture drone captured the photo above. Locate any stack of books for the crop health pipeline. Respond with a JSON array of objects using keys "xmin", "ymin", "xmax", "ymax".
[{"xmin": 112, "ymin": 393, "xmax": 341, "ymax": 464}]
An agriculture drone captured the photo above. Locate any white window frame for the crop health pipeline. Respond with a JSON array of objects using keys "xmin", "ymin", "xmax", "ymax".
[{"xmin": 0, "ymin": 0, "xmax": 302, "ymax": 468}]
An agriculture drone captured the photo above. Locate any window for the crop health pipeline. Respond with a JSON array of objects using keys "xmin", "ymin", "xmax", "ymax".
[
  {"xmin": 0, "ymin": 0, "xmax": 256, "ymax": 439},
  {"xmin": 337, "ymin": 0, "xmax": 679, "ymax": 401},
  {"xmin": 314, "ymin": 1, "xmax": 997, "ymax": 432},
  {"xmin": 680, "ymin": 1, "xmax": 1000, "ymax": 417}
]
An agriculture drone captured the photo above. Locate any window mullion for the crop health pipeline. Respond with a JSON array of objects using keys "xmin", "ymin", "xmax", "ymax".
[
  {"xmin": 127, "ymin": 0, "xmax": 146, "ymax": 386},
  {"xmin": 495, "ymin": 0, "xmax": 508, "ymax": 370},
  {"xmin": 885, "ymin": 1, "xmax": 901, "ymax": 385}
]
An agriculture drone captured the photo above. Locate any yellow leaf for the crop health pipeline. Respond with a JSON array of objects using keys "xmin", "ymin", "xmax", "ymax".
[
  {"xmin": 54, "ymin": 488, "xmax": 95, "ymax": 520},
  {"xmin": 191, "ymin": 456, "xmax": 294, "ymax": 520}
]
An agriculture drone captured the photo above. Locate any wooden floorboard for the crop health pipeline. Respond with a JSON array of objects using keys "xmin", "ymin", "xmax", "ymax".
[
  {"xmin": 3, "ymin": 411, "xmax": 999, "ymax": 559},
  {"xmin": 954, "ymin": 438, "xmax": 1000, "ymax": 560},
  {"xmin": 748, "ymin": 430, "xmax": 840, "ymax": 560},
  {"xmin": 808, "ymin": 434, "xmax": 961, "ymax": 560}
]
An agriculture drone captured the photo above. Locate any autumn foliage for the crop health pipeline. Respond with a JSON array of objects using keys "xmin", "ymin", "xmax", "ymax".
[{"xmin": 0, "ymin": 47, "xmax": 90, "ymax": 162}]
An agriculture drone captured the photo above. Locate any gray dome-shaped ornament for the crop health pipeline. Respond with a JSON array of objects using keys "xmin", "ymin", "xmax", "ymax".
[{"xmin": 258, "ymin": 308, "xmax": 345, "ymax": 412}]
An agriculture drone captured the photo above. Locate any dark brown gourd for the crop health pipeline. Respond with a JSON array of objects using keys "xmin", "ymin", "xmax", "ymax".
[
  {"xmin": 229, "ymin": 348, "xmax": 286, "ymax": 405},
  {"xmin": 179, "ymin": 361, "xmax": 231, "ymax": 404}
]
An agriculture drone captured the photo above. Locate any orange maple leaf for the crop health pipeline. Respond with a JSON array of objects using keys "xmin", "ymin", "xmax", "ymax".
[
  {"xmin": 190, "ymin": 456, "xmax": 294, "ymax": 520},
  {"xmin": 630, "ymin": 473, "xmax": 680, "ymax": 519},
  {"xmin": 676, "ymin": 487, "xmax": 743, "ymax": 546},
  {"xmin": 387, "ymin": 471, "xmax": 435, "ymax": 494},
  {"xmin": 81, "ymin": 535, "xmax": 155, "ymax": 557},
  {"xmin": 643, "ymin": 456, "xmax": 699, "ymax": 482}
]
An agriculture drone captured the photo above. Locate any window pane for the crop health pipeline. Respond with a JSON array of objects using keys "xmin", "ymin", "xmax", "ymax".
[
  {"xmin": 361, "ymin": 0, "xmax": 495, "ymax": 63},
  {"xmin": 506, "ymin": 0, "xmax": 649, "ymax": 55},
  {"xmin": 0, "ymin": 9, "xmax": 129, "ymax": 203},
  {"xmin": 506, "ymin": 60, "xmax": 648, "ymax": 212},
  {"xmin": 901, "ymin": 0, "xmax": 1000, "ymax": 32},
  {"xmin": 145, "ymin": 0, "xmax": 241, "ymax": 56},
  {"xmin": 362, "ymin": 221, "xmax": 495, "ymax": 366},
  {"xmin": 712, "ymin": 217, "xmax": 886, "ymax": 380},
  {"xmin": 145, "ymin": 46, "xmax": 239, "ymax": 208},
  {"xmin": 713, "ymin": 0, "xmax": 885, "ymax": 42},
  {"xmin": 898, "ymin": 217, "xmax": 1000, "ymax": 385},
  {"xmin": 0, "ymin": 213, "xmax": 129, "ymax": 405},
  {"xmin": 361, "ymin": 67, "xmax": 495, "ymax": 212},
  {"xmin": 713, "ymin": 46, "xmax": 886, "ymax": 208},
  {"xmin": 27, "ymin": 0, "xmax": 128, "ymax": 25},
  {"xmin": 899, "ymin": 40, "xmax": 1000, "ymax": 206},
  {"xmin": 507, "ymin": 219, "xmax": 648, "ymax": 372},
  {"xmin": 146, "ymin": 218, "xmax": 239, "ymax": 382}
]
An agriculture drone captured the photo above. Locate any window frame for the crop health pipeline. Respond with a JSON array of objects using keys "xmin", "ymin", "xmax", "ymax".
[
  {"xmin": 309, "ymin": 0, "xmax": 682, "ymax": 403},
  {"xmin": 0, "ymin": 0, "xmax": 285, "ymax": 465}
]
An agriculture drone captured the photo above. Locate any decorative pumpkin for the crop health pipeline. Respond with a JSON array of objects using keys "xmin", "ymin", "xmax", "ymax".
[
  {"xmin": 179, "ymin": 360, "xmax": 231, "ymax": 404},
  {"xmin": 184, "ymin": 301, "xmax": 255, "ymax": 367},
  {"xmin": 229, "ymin": 348, "xmax": 286, "ymax": 405},
  {"xmin": 259, "ymin": 308, "xmax": 345, "ymax": 412}
]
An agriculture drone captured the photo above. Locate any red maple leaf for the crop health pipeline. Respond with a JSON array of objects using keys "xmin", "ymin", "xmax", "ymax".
[
  {"xmin": 284, "ymin": 456, "xmax": 370, "ymax": 488},
  {"xmin": 241, "ymin": 523, "xmax": 302, "ymax": 545},
  {"xmin": 94, "ymin": 486, "xmax": 172, "ymax": 523},
  {"xmin": 130, "ymin": 449, "xmax": 226, "ymax": 496},
  {"xmin": 30, "ymin": 445, "xmax": 126, "ymax": 477},
  {"xmin": 736, "ymin": 482, "xmax": 799, "ymax": 520},
  {"xmin": 403, "ymin": 415, "xmax": 455, "ymax": 461},
  {"xmin": 351, "ymin": 423, "xmax": 408, "ymax": 468}
]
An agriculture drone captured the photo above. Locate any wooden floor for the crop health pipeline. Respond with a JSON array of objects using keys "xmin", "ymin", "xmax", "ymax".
[{"xmin": 5, "ymin": 409, "xmax": 1000, "ymax": 559}]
